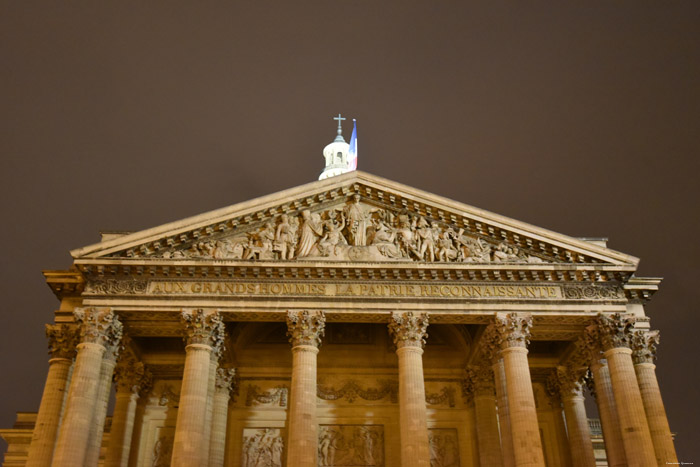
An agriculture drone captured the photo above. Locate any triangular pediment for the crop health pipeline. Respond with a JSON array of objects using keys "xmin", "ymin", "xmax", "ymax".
[{"xmin": 70, "ymin": 171, "xmax": 637, "ymax": 267}]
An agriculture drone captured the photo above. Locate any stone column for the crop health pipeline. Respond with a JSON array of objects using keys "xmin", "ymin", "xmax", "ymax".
[
  {"xmin": 209, "ymin": 368, "xmax": 235, "ymax": 467},
  {"xmin": 587, "ymin": 358, "xmax": 627, "ymax": 467},
  {"xmin": 201, "ymin": 344, "xmax": 223, "ymax": 466},
  {"xmin": 25, "ymin": 325, "xmax": 79, "ymax": 467},
  {"xmin": 548, "ymin": 367, "xmax": 596, "ymax": 467},
  {"xmin": 494, "ymin": 358, "xmax": 516, "ymax": 467},
  {"xmin": 286, "ymin": 310, "xmax": 325, "ymax": 467},
  {"xmin": 467, "ymin": 365, "xmax": 503, "ymax": 467},
  {"xmin": 171, "ymin": 309, "xmax": 225, "ymax": 467},
  {"xmin": 388, "ymin": 311, "xmax": 430, "ymax": 467},
  {"xmin": 596, "ymin": 314, "xmax": 656, "ymax": 467},
  {"xmin": 84, "ymin": 341, "xmax": 121, "ymax": 466},
  {"xmin": 104, "ymin": 356, "xmax": 152, "ymax": 467},
  {"xmin": 52, "ymin": 308, "xmax": 122, "ymax": 467},
  {"xmin": 631, "ymin": 331, "xmax": 678, "ymax": 465},
  {"xmin": 494, "ymin": 313, "xmax": 545, "ymax": 467}
]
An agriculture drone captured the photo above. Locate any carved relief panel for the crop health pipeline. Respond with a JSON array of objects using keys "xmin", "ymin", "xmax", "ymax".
[
  {"xmin": 241, "ymin": 428, "xmax": 284, "ymax": 467},
  {"xmin": 428, "ymin": 429, "xmax": 460, "ymax": 467},
  {"xmin": 318, "ymin": 425, "xmax": 384, "ymax": 467}
]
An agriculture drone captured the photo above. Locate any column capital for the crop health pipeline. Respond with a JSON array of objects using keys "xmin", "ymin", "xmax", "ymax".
[
  {"xmin": 114, "ymin": 354, "xmax": 152, "ymax": 395},
  {"xmin": 388, "ymin": 311, "xmax": 429, "ymax": 349},
  {"xmin": 494, "ymin": 313, "xmax": 532, "ymax": 349},
  {"xmin": 547, "ymin": 366, "xmax": 585, "ymax": 401},
  {"xmin": 631, "ymin": 330, "xmax": 659, "ymax": 365},
  {"xmin": 45, "ymin": 323, "xmax": 80, "ymax": 360},
  {"xmin": 594, "ymin": 313, "xmax": 635, "ymax": 351},
  {"xmin": 74, "ymin": 307, "xmax": 123, "ymax": 348},
  {"xmin": 466, "ymin": 364, "xmax": 495, "ymax": 397},
  {"xmin": 286, "ymin": 310, "xmax": 326, "ymax": 348},
  {"xmin": 215, "ymin": 367, "xmax": 236, "ymax": 393},
  {"xmin": 181, "ymin": 308, "xmax": 225, "ymax": 348}
]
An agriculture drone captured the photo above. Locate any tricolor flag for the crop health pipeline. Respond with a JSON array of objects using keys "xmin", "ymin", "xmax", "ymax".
[{"xmin": 348, "ymin": 119, "xmax": 358, "ymax": 170}]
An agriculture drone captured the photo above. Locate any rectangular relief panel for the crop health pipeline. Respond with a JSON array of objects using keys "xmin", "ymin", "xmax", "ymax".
[
  {"xmin": 241, "ymin": 428, "xmax": 285, "ymax": 467},
  {"xmin": 319, "ymin": 424, "xmax": 384, "ymax": 466},
  {"xmin": 429, "ymin": 428, "xmax": 460, "ymax": 467}
]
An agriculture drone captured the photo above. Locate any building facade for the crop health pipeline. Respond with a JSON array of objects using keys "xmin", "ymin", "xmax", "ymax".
[{"xmin": 1, "ymin": 170, "xmax": 676, "ymax": 467}]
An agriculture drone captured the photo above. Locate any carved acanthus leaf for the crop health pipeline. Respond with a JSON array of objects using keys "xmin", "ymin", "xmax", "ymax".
[
  {"xmin": 286, "ymin": 310, "xmax": 325, "ymax": 347},
  {"xmin": 114, "ymin": 356, "xmax": 152, "ymax": 394},
  {"xmin": 45, "ymin": 324, "xmax": 79, "ymax": 359},
  {"xmin": 74, "ymin": 307, "xmax": 123, "ymax": 349},
  {"xmin": 493, "ymin": 313, "xmax": 532, "ymax": 349},
  {"xmin": 546, "ymin": 366, "xmax": 585, "ymax": 400},
  {"xmin": 388, "ymin": 311, "xmax": 429, "ymax": 349},
  {"xmin": 465, "ymin": 365, "xmax": 495, "ymax": 396},
  {"xmin": 181, "ymin": 308, "xmax": 225, "ymax": 347},
  {"xmin": 631, "ymin": 330, "xmax": 659, "ymax": 364},
  {"xmin": 595, "ymin": 313, "xmax": 635, "ymax": 351},
  {"xmin": 215, "ymin": 368, "xmax": 236, "ymax": 392}
]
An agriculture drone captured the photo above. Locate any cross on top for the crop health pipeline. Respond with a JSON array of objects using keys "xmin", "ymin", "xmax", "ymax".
[{"xmin": 333, "ymin": 113, "xmax": 346, "ymax": 135}]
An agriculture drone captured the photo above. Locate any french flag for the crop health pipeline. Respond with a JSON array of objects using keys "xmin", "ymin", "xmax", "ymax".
[{"xmin": 348, "ymin": 119, "xmax": 358, "ymax": 170}]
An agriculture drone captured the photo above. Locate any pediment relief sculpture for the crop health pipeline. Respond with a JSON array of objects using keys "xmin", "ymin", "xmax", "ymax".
[{"xmin": 153, "ymin": 197, "xmax": 549, "ymax": 264}]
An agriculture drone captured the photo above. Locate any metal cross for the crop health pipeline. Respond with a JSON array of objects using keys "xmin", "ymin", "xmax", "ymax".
[{"xmin": 333, "ymin": 113, "xmax": 346, "ymax": 135}]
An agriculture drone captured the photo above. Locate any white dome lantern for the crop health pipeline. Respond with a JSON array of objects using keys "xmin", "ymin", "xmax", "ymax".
[{"xmin": 319, "ymin": 114, "xmax": 352, "ymax": 180}]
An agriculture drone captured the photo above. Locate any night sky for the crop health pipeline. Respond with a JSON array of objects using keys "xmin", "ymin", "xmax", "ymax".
[{"xmin": 1, "ymin": 1, "xmax": 699, "ymax": 462}]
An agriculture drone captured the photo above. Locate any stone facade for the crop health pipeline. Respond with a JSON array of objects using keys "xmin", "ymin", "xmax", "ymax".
[{"xmin": 0, "ymin": 171, "xmax": 674, "ymax": 466}]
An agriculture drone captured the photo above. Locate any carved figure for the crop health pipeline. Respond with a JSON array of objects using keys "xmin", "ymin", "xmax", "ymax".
[
  {"xmin": 318, "ymin": 425, "xmax": 384, "ymax": 466},
  {"xmin": 437, "ymin": 228, "xmax": 458, "ymax": 262},
  {"xmin": 319, "ymin": 212, "xmax": 347, "ymax": 256},
  {"xmin": 343, "ymin": 195, "xmax": 379, "ymax": 246},
  {"xmin": 273, "ymin": 214, "xmax": 296, "ymax": 260},
  {"xmin": 429, "ymin": 429, "xmax": 459, "ymax": 467},
  {"xmin": 296, "ymin": 210, "xmax": 324, "ymax": 257},
  {"xmin": 245, "ymin": 221, "xmax": 276, "ymax": 260},
  {"xmin": 370, "ymin": 218, "xmax": 403, "ymax": 259},
  {"xmin": 242, "ymin": 428, "xmax": 283, "ymax": 467},
  {"xmin": 152, "ymin": 434, "xmax": 174, "ymax": 467}
]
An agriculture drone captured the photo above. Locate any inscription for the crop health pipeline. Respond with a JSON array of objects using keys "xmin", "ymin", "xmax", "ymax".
[{"xmin": 146, "ymin": 281, "xmax": 565, "ymax": 300}]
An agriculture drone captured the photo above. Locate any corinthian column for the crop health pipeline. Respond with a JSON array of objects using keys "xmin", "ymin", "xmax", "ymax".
[
  {"xmin": 104, "ymin": 355, "xmax": 152, "ymax": 467},
  {"xmin": 52, "ymin": 307, "xmax": 122, "ymax": 467},
  {"xmin": 494, "ymin": 313, "xmax": 545, "ymax": 467},
  {"xmin": 209, "ymin": 368, "xmax": 235, "ymax": 467},
  {"xmin": 596, "ymin": 314, "xmax": 656, "ymax": 467},
  {"xmin": 171, "ymin": 309, "xmax": 225, "ymax": 467},
  {"xmin": 84, "ymin": 340, "xmax": 121, "ymax": 466},
  {"xmin": 286, "ymin": 310, "xmax": 325, "ymax": 467},
  {"xmin": 467, "ymin": 364, "xmax": 503, "ymax": 467},
  {"xmin": 26, "ymin": 324, "xmax": 79, "ymax": 467},
  {"xmin": 631, "ymin": 331, "xmax": 677, "ymax": 465},
  {"xmin": 548, "ymin": 367, "xmax": 596, "ymax": 467},
  {"xmin": 388, "ymin": 311, "xmax": 430, "ymax": 467},
  {"xmin": 202, "ymin": 343, "xmax": 224, "ymax": 466},
  {"xmin": 584, "ymin": 327, "xmax": 626, "ymax": 467}
]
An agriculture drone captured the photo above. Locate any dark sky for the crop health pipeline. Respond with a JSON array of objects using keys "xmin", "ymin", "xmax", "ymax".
[{"xmin": 1, "ymin": 1, "xmax": 699, "ymax": 462}]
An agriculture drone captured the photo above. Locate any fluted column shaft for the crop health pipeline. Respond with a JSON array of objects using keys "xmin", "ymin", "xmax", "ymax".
[
  {"xmin": 604, "ymin": 346, "xmax": 656, "ymax": 466},
  {"xmin": 26, "ymin": 324, "xmax": 78, "ymax": 467},
  {"xmin": 562, "ymin": 393, "xmax": 596, "ymax": 467},
  {"xmin": 286, "ymin": 310, "xmax": 325, "ymax": 467},
  {"xmin": 590, "ymin": 359, "xmax": 626, "ymax": 467},
  {"xmin": 201, "ymin": 353, "xmax": 219, "ymax": 466},
  {"xmin": 26, "ymin": 359, "xmax": 73, "ymax": 467},
  {"xmin": 634, "ymin": 362, "xmax": 677, "ymax": 464},
  {"xmin": 52, "ymin": 308, "xmax": 122, "ymax": 467},
  {"xmin": 105, "ymin": 391, "xmax": 139, "ymax": 467},
  {"xmin": 631, "ymin": 331, "xmax": 677, "ymax": 465},
  {"xmin": 171, "ymin": 309, "xmax": 225, "ymax": 467},
  {"xmin": 389, "ymin": 311, "xmax": 430, "ymax": 467},
  {"xmin": 105, "ymin": 357, "xmax": 151, "ymax": 467},
  {"xmin": 209, "ymin": 368, "xmax": 235, "ymax": 467},
  {"xmin": 84, "ymin": 349, "xmax": 119, "ymax": 466},
  {"xmin": 469, "ymin": 366, "xmax": 503, "ymax": 467},
  {"xmin": 494, "ymin": 358, "xmax": 515, "ymax": 467},
  {"xmin": 496, "ymin": 313, "xmax": 545, "ymax": 467},
  {"xmin": 288, "ymin": 345, "xmax": 319, "ymax": 466}
]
